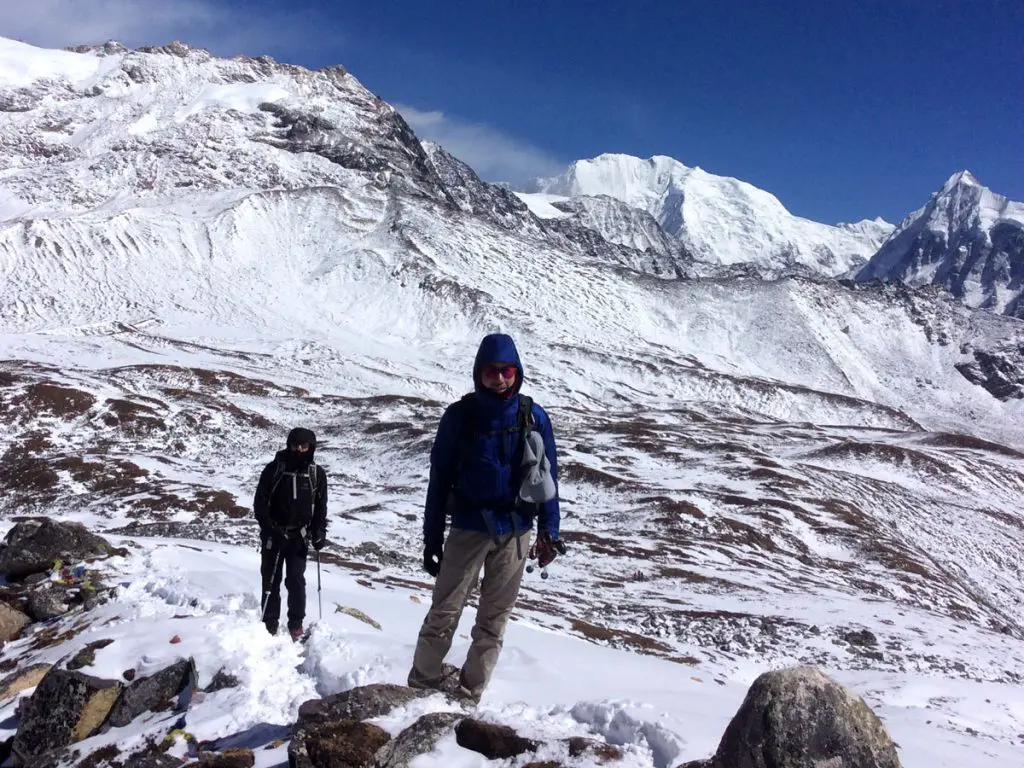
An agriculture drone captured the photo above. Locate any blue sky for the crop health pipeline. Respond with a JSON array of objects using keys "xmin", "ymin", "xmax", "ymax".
[{"xmin": 5, "ymin": 0, "xmax": 1022, "ymax": 224}]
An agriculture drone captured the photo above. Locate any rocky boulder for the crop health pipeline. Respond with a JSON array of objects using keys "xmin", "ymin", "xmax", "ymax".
[
  {"xmin": 26, "ymin": 583, "xmax": 70, "ymax": 621},
  {"xmin": 374, "ymin": 712, "xmax": 464, "ymax": 768},
  {"xmin": 295, "ymin": 683, "xmax": 432, "ymax": 728},
  {"xmin": 0, "ymin": 519, "xmax": 117, "ymax": 580},
  {"xmin": 693, "ymin": 665, "xmax": 901, "ymax": 768},
  {"xmin": 455, "ymin": 718, "xmax": 540, "ymax": 760},
  {"xmin": 0, "ymin": 602, "xmax": 30, "ymax": 641},
  {"xmin": 105, "ymin": 658, "xmax": 197, "ymax": 728},
  {"xmin": 289, "ymin": 720, "xmax": 390, "ymax": 768},
  {"xmin": 10, "ymin": 667, "xmax": 121, "ymax": 765}
]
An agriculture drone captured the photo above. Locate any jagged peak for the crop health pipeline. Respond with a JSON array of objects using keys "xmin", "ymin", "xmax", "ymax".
[
  {"xmin": 63, "ymin": 40, "xmax": 128, "ymax": 56},
  {"xmin": 940, "ymin": 170, "xmax": 981, "ymax": 193}
]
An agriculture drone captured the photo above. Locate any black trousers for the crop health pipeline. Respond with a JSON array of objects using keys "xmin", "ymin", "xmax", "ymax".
[{"xmin": 260, "ymin": 532, "xmax": 308, "ymax": 631}]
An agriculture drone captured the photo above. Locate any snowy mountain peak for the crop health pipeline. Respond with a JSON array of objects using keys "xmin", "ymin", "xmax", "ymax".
[
  {"xmin": 941, "ymin": 169, "xmax": 981, "ymax": 193},
  {"xmin": 526, "ymin": 153, "xmax": 891, "ymax": 276},
  {"xmin": 858, "ymin": 173, "xmax": 1024, "ymax": 317}
]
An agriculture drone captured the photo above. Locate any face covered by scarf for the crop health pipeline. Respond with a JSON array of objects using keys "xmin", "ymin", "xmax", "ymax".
[{"xmin": 284, "ymin": 427, "xmax": 316, "ymax": 470}]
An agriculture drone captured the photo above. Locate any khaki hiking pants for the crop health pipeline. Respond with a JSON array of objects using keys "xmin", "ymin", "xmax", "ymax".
[{"xmin": 409, "ymin": 527, "xmax": 532, "ymax": 698}]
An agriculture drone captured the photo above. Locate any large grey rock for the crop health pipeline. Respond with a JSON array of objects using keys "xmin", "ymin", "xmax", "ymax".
[
  {"xmin": 374, "ymin": 712, "xmax": 463, "ymax": 768},
  {"xmin": 105, "ymin": 658, "xmax": 197, "ymax": 728},
  {"xmin": 710, "ymin": 666, "xmax": 901, "ymax": 768},
  {"xmin": 0, "ymin": 602, "xmax": 30, "ymax": 641},
  {"xmin": 0, "ymin": 519, "xmax": 115, "ymax": 580},
  {"xmin": 296, "ymin": 683, "xmax": 432, "ymax": 729},
  {"xmin": 10, "ymin": 667, "xmax": 121, "ymax": 765},
  {"xmin": 26, "ymin": 584, "xmax": 70, "ymax": 621}
]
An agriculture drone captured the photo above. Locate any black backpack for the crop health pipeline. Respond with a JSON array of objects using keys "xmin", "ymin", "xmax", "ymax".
[{"xmin": 269, "ymin": 460, "xmax": 320, "ymax": 501}]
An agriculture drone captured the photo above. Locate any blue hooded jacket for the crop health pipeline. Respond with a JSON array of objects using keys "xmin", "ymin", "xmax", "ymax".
[{"xmin": 423, "ymin": 334, "xmax": 560, "ymax": 551}]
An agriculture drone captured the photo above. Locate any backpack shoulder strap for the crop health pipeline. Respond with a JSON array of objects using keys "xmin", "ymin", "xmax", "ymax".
[
  {"xmin": 517, "ymin": 394, "xmax": 535, "ymax": 437},
  {"xmin": 268, "ymin": 460, "xmax": 286, "ymax": 494},
  {"xmin": 308, "ymin": 460, "xmax": 318, "ymax": 497},
  {"xmin": 457, "ymin": 393, "xmax": 476, "ymax": 465}
]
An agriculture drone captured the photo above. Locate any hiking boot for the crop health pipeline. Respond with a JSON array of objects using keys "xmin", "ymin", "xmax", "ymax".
[
  {"xmin": 408, "ymin": 663, "xmax": 460, "ymax": 694},
  {"xmin": 452, "ymin": 685, "xmax": 481, "ymax": 706},
  {"xmin": 288, "ymin": 626, "xmax": 304, "ymax": 642},
  {"xmin": 264, "ymin": 623, "xmax": 278, "ymax": 636}
]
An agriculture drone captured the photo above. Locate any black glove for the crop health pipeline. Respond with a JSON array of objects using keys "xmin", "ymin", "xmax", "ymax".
[
  {"xmin": 535, "ymin": 532, "xmax": 567, "ymax": 568},
  {"xmin": 310, "ymin": 529, "xmax": 327, "ymax": 551},
  {"xmin": 423, "ymin": 545, "xmax": 443, "ymax": 578}
]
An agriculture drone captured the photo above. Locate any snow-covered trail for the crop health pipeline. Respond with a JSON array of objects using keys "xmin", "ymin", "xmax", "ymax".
[{"xmin": 2, "ymin": 536, "xmax": 1022, "ymax": 767}]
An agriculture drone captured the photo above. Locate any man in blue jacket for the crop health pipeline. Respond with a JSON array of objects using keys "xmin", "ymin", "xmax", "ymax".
[{"xmin": 408, "ymin": 333, "xmax": 564, "ymax": 702}]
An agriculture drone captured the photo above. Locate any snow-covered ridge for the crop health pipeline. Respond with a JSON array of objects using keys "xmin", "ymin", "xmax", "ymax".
[
  {"xmin": 0, "ymin": 36, "xmax": 445, "ymax": 222},
  {"xmin": 0, "ymin": 37, "xmax": 105, "ymax": 87},
  {"xmin": 525, "ymin": 153, "xmax": 894, "ymax": 276}
]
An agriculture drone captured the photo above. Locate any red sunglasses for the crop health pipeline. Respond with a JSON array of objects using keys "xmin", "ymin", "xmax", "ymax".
[{"xmin": 482, "ymin": 364, "xmax": 517, "ymax": 380}]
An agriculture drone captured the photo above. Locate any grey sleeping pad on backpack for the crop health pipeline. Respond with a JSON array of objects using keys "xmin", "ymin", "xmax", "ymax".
[{"xmin": 519, "ymin": 430, "xmax": 556, "ymax": 504}]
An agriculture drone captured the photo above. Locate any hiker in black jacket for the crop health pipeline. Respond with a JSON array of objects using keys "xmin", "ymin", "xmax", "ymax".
[{"xmin": 253, "ymin": 427, "xmax": 328, "ymax": 640}]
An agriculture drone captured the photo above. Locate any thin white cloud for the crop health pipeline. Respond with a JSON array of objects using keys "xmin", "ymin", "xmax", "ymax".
[
  {"xmin": 0, "ymin": 0, "xmax": 216, "ymax": 48},
  {"xmin": 0, "ymin": 0, "xmax": 306, "ymax": 57},
  {"xmin": 396, "ymin": 104, "xmax": 563, "ymax": 185}
]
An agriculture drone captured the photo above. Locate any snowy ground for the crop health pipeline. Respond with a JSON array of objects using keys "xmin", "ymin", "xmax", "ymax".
[{"xmin": 1, "ymin": 535, "xmax": 1022, "ymax": 768}]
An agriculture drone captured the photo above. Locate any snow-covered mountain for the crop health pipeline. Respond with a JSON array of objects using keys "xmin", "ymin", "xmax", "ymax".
[
  {"xmin": 1, "ymin": 36, "xmax": 1024, "ymax": 767},
  {"xmin": 857, "ymin": 171, "xmax": 1024, "ymax": 318},
  {"xmin": 524, "ymin": 153, "xmax": 894, "ymax": 276},
  {"xmin": 516, "ymin": 191, "xmax": 687, "ymax": 262}
]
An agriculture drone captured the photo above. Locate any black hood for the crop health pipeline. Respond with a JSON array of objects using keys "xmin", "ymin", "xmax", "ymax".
[{"xmin": 280, "ymin": 427, "xmax": 316, "ymax": 468}]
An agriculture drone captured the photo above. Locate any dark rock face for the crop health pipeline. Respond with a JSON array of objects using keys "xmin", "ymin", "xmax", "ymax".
[
  {"xmin": 374, "ymin": 712, "xmax": 464, "ymax": 768},
  {"xmin": 0, "ymin": 519, "xmax": 115, "ymax": 580},
  {"xmin": 842, "ymin": 629, "xmax": 879, "ymax": 647},
  {"xmin": 422, "ymin": 141, "xmax": 536, "ymax": 233},
  {"xmin": 254, "ymin": 102, "xmax": 446, "ymax": 202},
  {"xmin": 105, "ymin": 658, "xmax": 197, "ymax": 728},
  {"xmin": 955, "ymin": 345, "xmax": 1024, "ymax": 400},
  {"xmin": 10, "ymin": 667, "xmax": 121, "ymax": 765},
  {"xmin": 67, "ymin": 639, "xmax": 115, "ymax": 671},
  {"xmin": 289, "ymin": 720, "xmax": 390, "ymax": 768},
  {"xmin": 709, "ymin": 666, "xmax": 901, "ymax": 768},
  {"xmin": 295, "ymin": 683, "xmax": 431, "ymax": 729},
  {"xmin": 455, "ymin": 718, "xmax": 540, "ymax": 760},
  {"xmin": 204, "ymin": 668, "xmax": 241, "ymax": 692}
]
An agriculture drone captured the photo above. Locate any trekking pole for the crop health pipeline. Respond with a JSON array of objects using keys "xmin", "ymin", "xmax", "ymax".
[
  {"xmin": 316, "ymin": 548, "xmax": 323, "ymax": 620},
  {"xmin": 259, "ymin": 546, "xmax": 285, "ymax": 623}
]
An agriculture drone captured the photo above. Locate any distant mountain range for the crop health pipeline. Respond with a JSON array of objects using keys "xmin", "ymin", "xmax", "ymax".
[{"xmin": 516, "ymin": 156, "xmax": 1024, "ymax": 317}]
